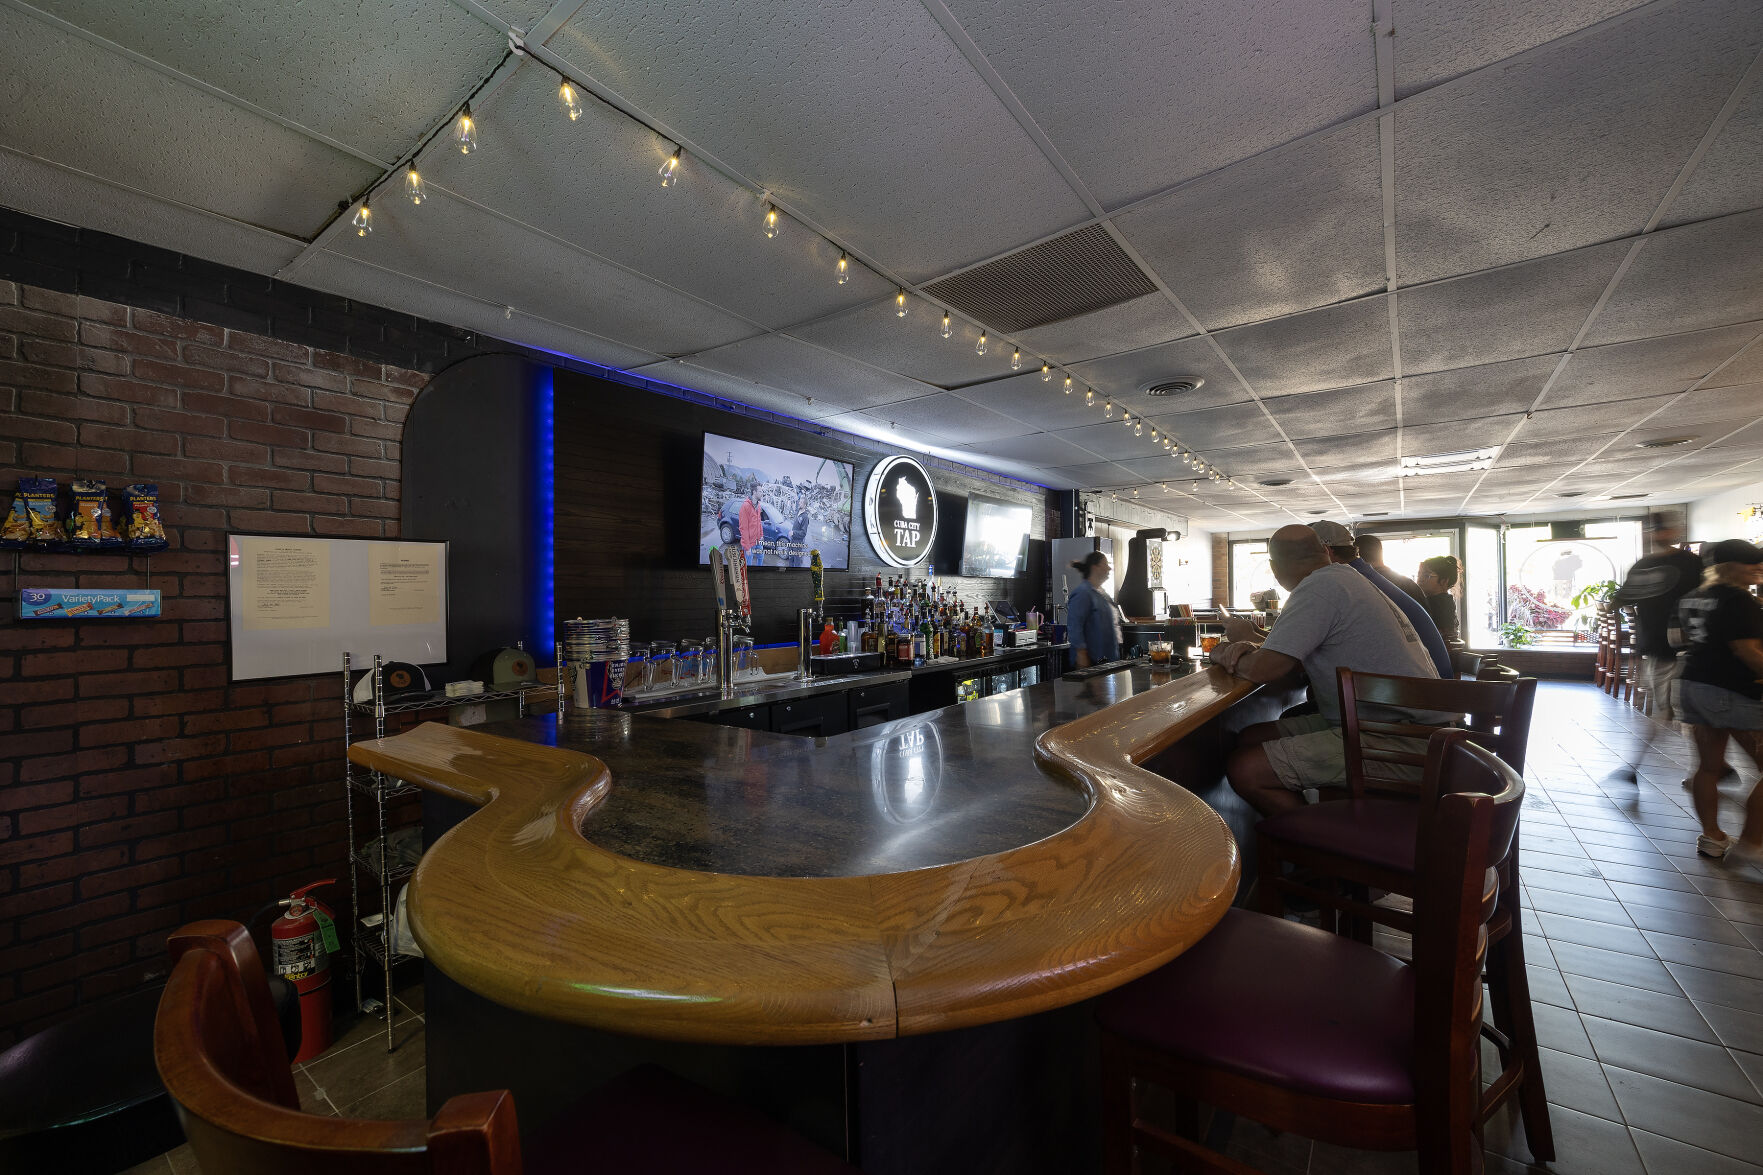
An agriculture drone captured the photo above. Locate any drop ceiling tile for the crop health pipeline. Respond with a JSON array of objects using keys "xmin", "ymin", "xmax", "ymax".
[
  {"xmin": 1706, "ymin": 336, "xmax": 1763, "ymax": 388},
  {"xmin": 482, "ymin": 1, "xmax": 557, "ymax": 26},
  {"xmin": 1542, "ymin": 322, "xmax": 1763, "ymax": 408},
  {"xmin": 1585, "ymin": 208, "xmax": 1763, "ymax": 345},
  {"xmin": 944, "ymin": 0, "xmax": 1375, "ymax": 208},
  {"xmin": 1498, "ymin": 435, "xmax": 1614, "ymax": 468},
  {"xmin": 1522, "ymin": 402, "xmax": 1658, "ymax": 443},
  {"xmin": 855, "ymin": 392, "xmax": 1034, "ymax": 445},
  {"xmin": 955, "ymin": 370, "xmax": 1123, "ymax": 432},
  {"xmin": 1052, "ymin": 461, "xmax": 1130, "ymax": 489},
  {"xmin": 1144, "ymin": 402, "xmax": 1283, "ymax": 452},
  {"xmin": 790, "ymin": 295, "xmax": 1026, "ymax": 387},
  {"xmin": 1212, "ymin": 296, "xmax": 1393, "ymax": 397},
  {"xmin": 325, "ymin": 190, "xmax": 756, "ymax": 356},
  {"xmin": 954, "ymin": 432, "xmax": 1100, "ymax": 467},
  {"xmin": 1393, "ymin": 0, "xmax": 1654, "ymax": 98},
  {"xmin": 1010, "ymin": 294, "xmax": 1194, "ymax": 366},
  {"xmin": 683, "ymin": 334, "xmax": 939, "ymax": 413},
  {"xmin": 1403, "ymin": 415, "xmax": 1525, "ymax": 454},
  {"xmin": 546, "ymin": 0, "xmax": 1089, "ymax": 282},
  {"xmin": 1071, "ymin": 335, "xmax": 1251, "ymax": 414},
  {"xmin": 30, "ymin": 0, "xmax": 504, "ymax": 163},
  {"xmin": 1288, "ymin": 430, "xmax": 1400, "ymax": 469},
  {"xmin": 1263, "ymin": 381, "xmax": 1398, "ymax": 441},
  {"xmin": 1114, "ymin": 118, "xmax": 1384, "ymax": 331},
  {"xmin": 0, "ymin": 147, "xmax": 303, "ymax": 275},
  {"xmin": 1399, "ymin": 354, "xmax": 1561, "ymax": 425},
  {"xmin": 1396, "ymin": 0, "xmax": 1763, "ymax": 283},
  {"xmin": 1671, "ymin": 383, "xmax": 1763, "ymax": 429},
  {"xmin": 1399, "ymin": 238, "xmax": 1630, "ymax": 373},
  {"xmin": 0, "ymin": 4, "xmax": 377, "ymax": 240},
  {"xmin": 300, "ymin": 251, "xmax": 662, "ymax": 371},
  {"xmin": 428, "ymin": 65, "xmax": 890, "ymax": 331},
  {"xmin": 628, "ymin": 360, "xmax": 841, "ymax": 421},
  {"xmin": 1058, "ymin": 417, "xmax": 1186, "ymax": 462},
  {"xmin": 1663, "ymin": 79, "xmax": 1763, "ymax": 227}
]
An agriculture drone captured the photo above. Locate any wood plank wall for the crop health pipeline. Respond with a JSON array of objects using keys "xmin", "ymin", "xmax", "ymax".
[{"xmin": 553, "ymin": 370, "xmax": 1058, "ymax": 647}]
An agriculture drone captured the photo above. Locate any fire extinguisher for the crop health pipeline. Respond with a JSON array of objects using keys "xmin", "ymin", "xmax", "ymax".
[{"xmin": 271, "ymin": 879, "xmax": 337, "ymax": 1063}]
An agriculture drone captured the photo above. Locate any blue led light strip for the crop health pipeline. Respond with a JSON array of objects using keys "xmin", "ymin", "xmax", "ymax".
[{"xmin": 533, "ymin": 366, "xmax": 555, "ymax": 659}]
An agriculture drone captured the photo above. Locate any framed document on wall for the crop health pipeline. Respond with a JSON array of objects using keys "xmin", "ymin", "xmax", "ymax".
[{"xmin": 226, "ymin": 535, "xmax": 449, "ymax": 681}]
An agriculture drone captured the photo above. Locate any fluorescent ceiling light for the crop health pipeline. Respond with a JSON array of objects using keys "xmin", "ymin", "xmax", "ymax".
[{"xmin": 1398, "ymin": 447, "xmax": 1498, "ymax": 477}]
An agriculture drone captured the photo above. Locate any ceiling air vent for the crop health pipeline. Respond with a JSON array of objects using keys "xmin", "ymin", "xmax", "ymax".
[
  {"xmin": 1610, "ymin": 493, "xmax": 1649, "ymax": 500},
  {"xmin": 1557, "ymin": 490, "xmax": 1588, "ymax": 498},
  {"xmin": 1259, "ymin": 477, "xmax": 1292, "ymax": 487},
  {"xmin": 1636, "ymin": 436, "xmax": 1696, "ymax": 449},
  {"xmin": 1362, "ymin": 512, "xmax": 1389, "ymax": 517},
  {"xmin": 921, "ymin": 224, "xmax": 1158, "ymax": 333},
  {"xmin": 1145, "ymin": 376, "xmax": 1205, "ymax": 397}
]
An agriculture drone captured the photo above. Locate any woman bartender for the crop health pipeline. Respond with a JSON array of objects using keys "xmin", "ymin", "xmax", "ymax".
[{"xmin": 1067, "ymin": 551, "xmax": 1122, "ymax": 668}]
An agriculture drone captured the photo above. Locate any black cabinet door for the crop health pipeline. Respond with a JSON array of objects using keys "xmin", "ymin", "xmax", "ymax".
[
  {"xmin": 699, "ymin": 705, "xmax": 768, "ymax": 730},
  {"xmin": 848, "ymin": 681, "xmax": 910, "ymax": 728},
  {"xmin": 771, "ymin": 693, "xmax": 850, "ymax": 737}
]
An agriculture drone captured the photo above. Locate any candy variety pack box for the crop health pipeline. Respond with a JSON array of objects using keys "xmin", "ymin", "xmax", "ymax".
[{"xmin": 17, "ymin": 588, "xmax": 162, "ymax": 619}]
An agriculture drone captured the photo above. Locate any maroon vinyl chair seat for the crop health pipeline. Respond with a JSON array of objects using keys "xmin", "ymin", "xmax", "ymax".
[
  {"xmin": 1100, "ymin": 730, "xmax": 1524, "ymax": 1174},
  {"xmin": 1257, "ymin": 796, "xmax": 1421, "ymax": 876},
  {"xmin": 1097, "ymin": 908, "xmax": 1416, "ymax": 1105}
]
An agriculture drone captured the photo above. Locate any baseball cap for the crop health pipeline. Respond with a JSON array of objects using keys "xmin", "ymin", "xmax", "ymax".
[
  {"xmin": 1703, "ymin": 538, "xmax": 1763, "ymax": 566},
  {"xmin": 1307, "ymin": 520, "xmax": 1355, "ymax": 547}
]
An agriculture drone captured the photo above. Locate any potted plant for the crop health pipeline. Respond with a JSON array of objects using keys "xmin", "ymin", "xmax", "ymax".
[{"xmin": 1500, "ymin": 621, "xmax": 1535, "ymax": 648}]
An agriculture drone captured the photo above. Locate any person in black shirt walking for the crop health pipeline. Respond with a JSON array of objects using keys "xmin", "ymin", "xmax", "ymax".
[
  {"xmin": 1612, "ymin": 514, "xmax": 1709, "ymax": 783},
  {"xmin": 1676, "ymin": 540, "xmax": 1763, "ymax": 860}
]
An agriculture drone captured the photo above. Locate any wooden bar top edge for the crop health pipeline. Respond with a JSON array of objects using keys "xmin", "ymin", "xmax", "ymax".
[{"xmin": 346, "ymin": 666, "xmax": 1252, "ymax": 1045}]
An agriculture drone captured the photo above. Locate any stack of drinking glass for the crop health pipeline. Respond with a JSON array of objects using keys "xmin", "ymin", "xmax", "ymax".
[{"xmin": 564, "ymin": 617, "xmax": 629, "ymax": 708}]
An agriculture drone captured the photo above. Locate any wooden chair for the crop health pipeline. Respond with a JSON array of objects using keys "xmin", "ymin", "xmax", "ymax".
[
  {"xmin": 1099, "ymin": 730, "xmax": 1524, "ymax": 1174},
  {"xmin": 154, "ymin": 920, "xmax": 858, "ymax": 1174},
  {"xmin": 1253, "ymin": 669, "xmax": 1550, "ymax": 1163}
]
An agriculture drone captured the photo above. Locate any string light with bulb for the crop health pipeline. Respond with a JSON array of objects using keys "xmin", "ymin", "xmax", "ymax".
[
  {"xmin": 763, "ymin": 204, "xmax": 779, "ymax": 239},
  {"xmin": 558, "ymin": 80, "xmax": 582, "ymax": 120},
  {"xmin": 1042, "ymin": 363, "xmax": 1052, "ymax": 382},
  {"xmin": 836, "ymin": 252, "xmax": 849, "ymax": 284},
  {"xmin": 659, "ymin": 148, "xmax": 682, "ymax": 187},
  {"xmin": 941, "ymin": 312, "xmax": 952, "ymax": 339},
  {"xmin": 350, "ymin": 200, "xmax": 373, "ymax": 236},
  {"xmin": 895, "ymin": 290, "xmax": 907, "ymax": 317},
  {"xmin": 976, "ymin": 331, "xmax": 987, "ymax": 355},
  {"xmin": 1011, "ymin": 347, "xmax": 1021, "ymax": 371},
  {"xmin": 403, "ymin": 165, "xmax": 426, "ymax": 204}
]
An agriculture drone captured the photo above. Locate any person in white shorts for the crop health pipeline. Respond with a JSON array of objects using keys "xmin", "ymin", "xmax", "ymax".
[{"xmin": 1211, "ymin": 525, "xmax": 1448, "ymax": 816}]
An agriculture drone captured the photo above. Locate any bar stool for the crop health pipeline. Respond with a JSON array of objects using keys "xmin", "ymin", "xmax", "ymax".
[
  {"xmin": 1253, "ymin": 668, "xmax": 1552, "ymax": 1163},
  {"xmin": 155, "ymin": 921, "xmax": 859, "ymax": 1174},
  {"xmin": 1099, "ymin": 730, "xmax": 1524, "ymax": 1174}
]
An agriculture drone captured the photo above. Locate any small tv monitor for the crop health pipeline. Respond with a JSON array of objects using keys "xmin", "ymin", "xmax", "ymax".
[
  {"xmin": 699, "ymin": 433, "xmax": 854, "ymax": 569},
  {"xmin": 960, "ymin": 494, "xmax": 1033, "ymax": 579}
]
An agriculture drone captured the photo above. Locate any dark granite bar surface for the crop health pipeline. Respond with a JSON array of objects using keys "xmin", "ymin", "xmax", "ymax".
[{"xmin": 473, "ymin": 659, "xmax": 1196, "ymax": 879}]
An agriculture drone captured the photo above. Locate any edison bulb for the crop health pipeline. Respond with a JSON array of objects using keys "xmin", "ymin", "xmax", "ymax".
[
  {"xmin": 976, "ymin": 332, "xmax": 987, "ymax": 356},
  {"xmin": 1084, "ymin": 388, "xmax": 1094, "ymax": 406},
  {"xmin": 836, "ymin": 253, "xmax": 849, "ymax": 284},
  {"xmin": 1104, "ymin": 400, "xmax": 1114, "ymax": 419},
  {"xmin": 1011, "ymin": 348, "xmax": 1022, "ymax": 371},
  {"xmin": 350, "ymin": 201, "xmax": 372, "ymax": 237},
  {"xmin": 454, "ymin": 107, "xmax": 477, "ymax": 154},
  {"xmin": 403, "ymin": 166, "xmax": 426, "ymax": 205},
  {"xmin": 558, "ymin": 80, "xmax": 582, "ymax": 120},
  {"xmin": 764, "ymin": 205, "xmax": 779, "ymax": 239},
  {"xmin": 941, "ymin": 313, "xmax": 952, "ymax": 339},
  {"xmin": 896, "ymin": 290, "xmax": 908, "ymax": 317},
  {"xmin": 1134, "ymin": 421, "xmax": 1143, "ymax": 436},
  {"xmin": 1064, "ymin": 376, "xmax": 1073, "ymax": 395},
  {"xmin": 1042, "ymin": 363, "xmax": 1052, "ymax": 382},
  {"xmin": 659, "ymin": 149, "xmax": 681, "ymax": 187}
]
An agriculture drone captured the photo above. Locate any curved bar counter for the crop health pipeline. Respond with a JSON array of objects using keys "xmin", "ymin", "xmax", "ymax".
[{"xmin": 347, "ymin": 665, "xmax": 1258, "ymax": 1045}]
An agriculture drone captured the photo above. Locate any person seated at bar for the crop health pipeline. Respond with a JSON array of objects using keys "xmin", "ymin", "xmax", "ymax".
[
  {"xmin": 1067, "ymin": 550, "xmax": 1121, "ymax": 669},
  {"xmin": 1356, "ymin": 532, "xmax": 1425, "ymax": 602},
  {"xmin": 1310, "ymin": 520, "xmax": 1455, "ymax": 679},
  {"xmin": 1212, "ymin": 526, "xmax": 1445, "ymax": 816},
  {"xmin": 1418, "ymin": 555, "xmax": 1463, "ymax": 642}
]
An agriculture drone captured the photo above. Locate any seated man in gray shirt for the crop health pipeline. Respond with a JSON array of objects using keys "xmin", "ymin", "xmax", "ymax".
[{"xmin": 1212, "ymin": 525, "xmax": 1444, "ymax": 816}]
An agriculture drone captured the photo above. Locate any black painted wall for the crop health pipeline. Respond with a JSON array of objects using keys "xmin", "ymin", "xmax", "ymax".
[{"xmin": 553, "ymin": 369, "xmax": 1057, "ymax": 647}]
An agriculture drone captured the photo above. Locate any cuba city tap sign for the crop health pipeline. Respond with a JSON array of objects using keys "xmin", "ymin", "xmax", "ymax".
[{"xmin": 864, "ymin": 455, "xmax": 938, "ymax": 567}]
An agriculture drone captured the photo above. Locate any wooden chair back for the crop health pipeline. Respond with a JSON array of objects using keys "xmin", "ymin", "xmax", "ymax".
[
  {"xmin": 1408, "ymin": 730, "xmax": 1526, "ymax": 1154},
  {"xmin": 1337, "ymin": 667, "xmax": 1537, "ymax": 799},
  {"xmin": 154, "ymin": 921, "xmax": 522, "ymax": 1175}
]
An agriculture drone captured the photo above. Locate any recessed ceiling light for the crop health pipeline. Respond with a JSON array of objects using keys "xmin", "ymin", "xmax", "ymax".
[
  {"xmin": 1636, "ymin": 436, "xmax": 1696, "ymax": 449},
  {"xmin": 1399, "ymin": 447, "xmax": 1498, "ymax": 477},
  {"xmin": 1259, "ymin": 477, "xmax": 1292, "ymax": 487},
  {"xmin": 1362, "ymin": 512, "xmax": 1389, "ymax": 517},
  {"xmin": 1144, "ymin": 377, "xmax": 1205, "ymax": 397},
  {"xmin": 1308, "ymin": 510, "xmax": 1328, "ymax": 516},
  {"xmin": 1609, "ymin": 492, "xmax": 1649, "ymax": 500},
  {"xmin": 1557, "ymin": 490, "xmax": 1587, "ymax": 498}
]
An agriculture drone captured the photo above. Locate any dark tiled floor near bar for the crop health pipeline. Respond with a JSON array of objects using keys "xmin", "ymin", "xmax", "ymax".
[{"xmin": 126, "ymin": 683, "xmax": 1763, "ymax": 1173}]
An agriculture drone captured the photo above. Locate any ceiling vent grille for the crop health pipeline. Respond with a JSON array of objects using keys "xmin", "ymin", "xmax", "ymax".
[
  {"xmin": 922, "ymin": 224, "xmax": 1159, "ymax": 333},
  {"xmin": 1146, "ymin": 377, "xmax": 1204, "ymax": 397},
  {"xmin": 1636, "ymin": 436, "xmax": 1696, "ymax": 449}
]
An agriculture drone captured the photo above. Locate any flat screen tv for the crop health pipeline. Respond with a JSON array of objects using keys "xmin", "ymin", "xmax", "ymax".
[
  {"xmin": 959, "ymin": 494, "xmax": 1033, "ymax": 578},
  {"xmin": 699, "ymin": 433, "xmax": 854, "ymax": 569}
]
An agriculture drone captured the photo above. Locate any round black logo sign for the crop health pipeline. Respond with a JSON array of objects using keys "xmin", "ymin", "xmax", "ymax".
[{"xmin": 864, "ymin": 455, "xmax": 937, "ymax": 567}]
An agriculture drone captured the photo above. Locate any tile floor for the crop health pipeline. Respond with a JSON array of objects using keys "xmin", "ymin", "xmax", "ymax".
[{"xmin": 123, "ymin": 682, "xmax": 1763, "ymax": 1174}]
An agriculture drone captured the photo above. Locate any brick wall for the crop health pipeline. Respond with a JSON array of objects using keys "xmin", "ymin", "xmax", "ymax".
[
  {"xmin": 0, "ymin": 280, "xmax": 424, "ymax": 1047},
  {"xmin": 1211, "ymin": 534, "xmax": 1230, "ymax": 607}
]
